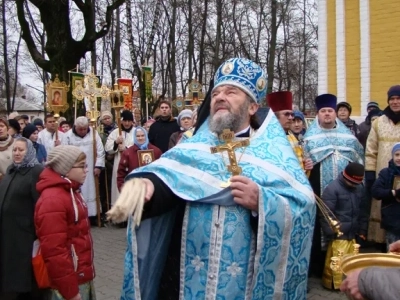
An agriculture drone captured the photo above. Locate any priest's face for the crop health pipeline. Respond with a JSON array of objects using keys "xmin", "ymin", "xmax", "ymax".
[
  {"xmin": 209, "ymin": 85, "xmax": 258, "ymax": 135},
  {"xmin": 277, "ymin": 110, "xmax": 294, "ymax": 131},
  {"xmin": 75, "ymin": 125, "xmax": 89, "ymax": 138},
  {"xmin": 318, "ymin": 108, "xmax": 336, "ymax": 128},
  {"xmin": 389, "ymin": 95, "xmax": 400, "ymax": 113}
]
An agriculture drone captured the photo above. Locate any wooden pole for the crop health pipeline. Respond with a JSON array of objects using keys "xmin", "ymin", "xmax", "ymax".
[{"xmin": 91, "ymin": 119, "xmax": 102, "ymax": 227}]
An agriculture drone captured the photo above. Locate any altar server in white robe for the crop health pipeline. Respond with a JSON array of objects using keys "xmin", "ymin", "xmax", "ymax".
[
  {"xmin": 38, "ymin": 114, "xmax": 67, "ymax": 153},
  {"xmin": 65, "ymin": 116, "xmax": 105, "ymax": 217},
  {"xmin": 105, "ymin": 110, "xmax": 135, "ymax": 205}
]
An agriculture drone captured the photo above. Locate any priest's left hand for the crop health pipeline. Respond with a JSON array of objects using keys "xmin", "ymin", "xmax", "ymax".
[
  {"xmin": 340, "ymin": 269, "xmax": 365, "ymax": 300},
  {"xmin": 230, "ymin": 176, "xmax": 259, "ymax": 212},
  {"xmin": 94, "ymin": 168, "xmax": 101, "ymax": 177},
  {"xmin": 304, "ymin": 158, "xmax": 313, "ymax": 171}
]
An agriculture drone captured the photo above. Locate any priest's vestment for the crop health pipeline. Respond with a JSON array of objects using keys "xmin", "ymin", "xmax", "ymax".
[{"xmin": 122, "ymin": 110, "xmax": 316, "ymax": 299}]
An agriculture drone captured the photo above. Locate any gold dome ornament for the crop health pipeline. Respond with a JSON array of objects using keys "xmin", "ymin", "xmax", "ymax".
[{"xmin": 330, "ymin": 243, "xmax": 400, "ymax": 276}]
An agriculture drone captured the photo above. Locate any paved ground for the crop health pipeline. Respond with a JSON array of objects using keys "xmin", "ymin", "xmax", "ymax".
[{"xmin": 91, "ymin": 226, "xmax": 347, "ymax": 300}]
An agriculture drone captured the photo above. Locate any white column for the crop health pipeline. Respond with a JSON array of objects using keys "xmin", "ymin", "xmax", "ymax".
[
  {"xmin": 336, "ymin": 0, "xmax": 346, "ymax": 102},
  {"xmin": 318, "ymin": 0, "xmax": 328, "ymax": 95},
  {"xmin": 360, "ymin": 0, "xmax": 370, "ymax": 117}
]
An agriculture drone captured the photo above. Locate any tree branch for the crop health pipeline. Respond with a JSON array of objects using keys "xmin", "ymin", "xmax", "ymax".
[
  {"xmin": 95, "ymin": 0, "xmax": 125, "ymax": 40},
  {"xmin": 16, "ymin": 0, "xmax": 50, "ymax": 72},
  {"xmin": 71, "ymin": 0, "xmax": 87, "ymax": 13}
]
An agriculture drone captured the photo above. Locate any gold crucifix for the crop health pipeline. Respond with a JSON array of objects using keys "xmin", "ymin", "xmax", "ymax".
[{"xmin": 210, "ymin": 129, "xmax": 250, "ymax": 187}]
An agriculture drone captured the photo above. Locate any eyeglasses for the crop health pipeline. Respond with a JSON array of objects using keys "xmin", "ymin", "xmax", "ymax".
[
  {"xmin": 282, "ymin": 112, "xmax": 294, "ymax": 118},
  {"xmin": 71, "ymin": 164, "xmax": 88, "ymax": 170}
]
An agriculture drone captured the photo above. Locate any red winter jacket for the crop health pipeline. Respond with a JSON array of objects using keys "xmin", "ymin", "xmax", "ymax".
[{"xmin": 35, "ymin": 168, "xmax": 95, "ymax": 299}]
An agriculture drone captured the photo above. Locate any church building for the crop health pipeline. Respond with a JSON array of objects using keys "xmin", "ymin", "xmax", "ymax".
[{"xmin": 318, "ymin": 0, "xmax": 400, "ymax": 118}]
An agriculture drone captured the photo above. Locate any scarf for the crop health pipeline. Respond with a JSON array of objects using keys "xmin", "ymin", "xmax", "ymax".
[
  {"xmin": 12, "ymin": 137, "xmax": 39, "ymax": 169},
  {"xmin": 133, "ymin": 127, "xmax": 149, "ymax": 150},
  {"xmin": 383, "ymin": 106, "xmax": 400, "ymax": 125},
  {"xmin": 0, "ymin": 135, "xmax": 13, "ymax": 151}
]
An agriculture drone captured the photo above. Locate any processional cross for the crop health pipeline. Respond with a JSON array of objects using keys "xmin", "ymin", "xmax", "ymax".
[{"xmin": 210, "ymin": 129, "xmax": 250, "ymax": 188}]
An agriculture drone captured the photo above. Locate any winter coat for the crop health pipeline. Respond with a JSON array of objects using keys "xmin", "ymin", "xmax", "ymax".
[
  {"xmin": 148, "ymin": 117, "xmax": 180, "ymax": 153},
  {"xmin": 358, "ymin": 118, "xmax": 372, "ymax": 149},
  {"xmin": 340, "ymin": 118, "xmax": 360, "ymax": 137},
  {"xmin": 168, "ymin": 130, "xmax": 184, "ymax": 149},
  {"xmin": 35, "ymin": 168, "xmax": 95, "ymax": 300},
  {"xmin": 0, "ymin": 164, "xmax": 43, "ymax": 293},
  {"xmin": 117, "ymin": 144, "xmax": 162, "ymax": 191},
  {"xmin": 33, "ymin": 142, "xmax": 47, "ymax": 164},
  {"xmin": 371, "ymin": 160, "xmax": 400, "ymax": 234},
  {"xmin": 0, "ymin": 136, "xmax": 14, "ymax": 181},
  {"xmin": 320, "ymin": 174, "xmax": 369, "ymax": 240},
  {"xmin": 359, "ymin": 267, "xmax": 400, "ymax": 300}
]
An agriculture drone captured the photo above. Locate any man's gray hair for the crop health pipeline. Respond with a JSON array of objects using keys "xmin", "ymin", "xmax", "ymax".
[{"xmin": 74, "ymin": 116, "xmax": 89, "ymax": 127}]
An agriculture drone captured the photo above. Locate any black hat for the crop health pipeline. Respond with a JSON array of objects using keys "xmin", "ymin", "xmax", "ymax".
[
  {"xmin": 367, "ymin": 108, "xmax": 382, "ymax": 121},
  {"xmin": 33, "ymin": 118, "xmax": 44, "ymax": 127},
  {"xmin": 8, "ymin": 119, "xmax": 20, "ymax": 133},
  {"xmin": 121, "ymin": 110, "xmax": 134, "ymax": 121},
  {"xmin": 20, "ymin": 114, "xmax": 29, "ymax": 121},
  {"xmin": 343, "ymin": 162, "xmax": 364, "ymax": 185},
  {"xmin": 22, "ymin": 124, "xmax": 38, "ymax": 139},
  {"xmin": 388, "ymin": 85, "xmax": 400, "ymax": 101},
  {"xmin": 336, "ymin": 102, "xmax": 352, "ymax": 114}
]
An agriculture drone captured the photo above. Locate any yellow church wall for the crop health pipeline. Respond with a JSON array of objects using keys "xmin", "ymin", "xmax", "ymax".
[
  {"xmin": 370, "ymin": 0, "xmax": 400, "ymax": 108},
  {"xmin": 327, "ymin": 0, "xmax": 336, "ymax": 95},
  {"xmin": 344, "ymin": 0, "xmax": 361, "ymax": 116}
]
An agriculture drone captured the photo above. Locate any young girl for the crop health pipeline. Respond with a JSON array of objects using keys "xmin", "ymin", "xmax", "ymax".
[{"xmin": 372, "ymin": 142, "xmax": 400, "ymax": 247}]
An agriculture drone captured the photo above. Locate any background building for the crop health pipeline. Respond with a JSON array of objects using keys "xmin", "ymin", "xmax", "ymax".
[{"xmin": 318, "ymin": 0, "xmax": 400, "ymax": 119}]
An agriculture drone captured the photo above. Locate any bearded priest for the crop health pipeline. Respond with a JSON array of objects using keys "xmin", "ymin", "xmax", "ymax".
[{"xmin": 107, "ymin": 58, "xmax": 316, "ymax": 300}]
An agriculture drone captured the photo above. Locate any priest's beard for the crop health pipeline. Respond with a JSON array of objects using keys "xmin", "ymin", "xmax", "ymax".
[{"xmin": 208, "ymin": 101, "xmax": 249, "ymax": 135}]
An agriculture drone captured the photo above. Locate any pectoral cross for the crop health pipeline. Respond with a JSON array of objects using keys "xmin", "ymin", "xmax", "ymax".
[{"xmin": 210, "ymin": 129, "xmax": 250, "ymax": 187}]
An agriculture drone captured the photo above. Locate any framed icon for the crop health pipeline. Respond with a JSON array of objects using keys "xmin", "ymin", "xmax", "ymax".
[
  {"xmin": 393, "ymin": 176, "xmax": 400, "ymax": 190},
  {"xmin": 138, "ymin": 149, "xmax": 155, "ymax": 167},
  {"xmin": 46, "ymin": 75, "xmax": 69, "ymax": 114},
  {"xmin": 305, "ymin": 117, "xmax": 314, "ymax": 129}
]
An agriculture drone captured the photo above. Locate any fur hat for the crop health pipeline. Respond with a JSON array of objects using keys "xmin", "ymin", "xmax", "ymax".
[
  {"xmin": 177, "ymin": 109, "xmax": 192, "ymax": 125},
  {"xmin": 46, "ymin": 145, "xmax": 84, "ymax": 176},
  {"xmin": 336, "ymin": 102, "xmax": 352, "ymax": 114},
  {"xmin": 267, "ymin": 91, "xmax": 293, "ymax": 112},
  {"xmin": 315, "ymin": 94, "xmax": 337, "ymax": 111},
  {"xmin": 121, "ymin": 110, "xmax": 134, "ymax": 121},
  {"xmin": 343, "ymin": 162, "xmax": 365, "ymax": 185},
  {"xmin": 212, "ymin": 58, "xmax": 267, "ymax": 104},
  {"xmin": 22, "ymin": 124, "xmax": 38, "ymax": 139}
]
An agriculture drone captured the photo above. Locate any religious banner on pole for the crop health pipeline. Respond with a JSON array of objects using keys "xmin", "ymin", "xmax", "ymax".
[
  {"xmin": 117, "ymin": 78, "xmax": 133, "ymax": 110},
  {"xmin": 143, "ymin": 66, "xmax": 152, "ymax": 99},
  {"xmin": 70, "ymin": 72, "xmax": 85, "ymax": 100},
  {"xmin": 46, "ymin": 75, "xmax": 70, "ymax": 115}
]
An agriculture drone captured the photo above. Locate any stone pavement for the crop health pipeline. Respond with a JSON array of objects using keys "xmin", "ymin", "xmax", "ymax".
[{"xmin": 91, "ymin": 226, "xmax": 347, "ymax": 300}]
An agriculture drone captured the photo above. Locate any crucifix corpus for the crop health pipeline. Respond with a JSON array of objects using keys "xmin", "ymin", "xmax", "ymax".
[{"xmin": 210, "ymin": 129, "xmax": 250, "ymax": 188}]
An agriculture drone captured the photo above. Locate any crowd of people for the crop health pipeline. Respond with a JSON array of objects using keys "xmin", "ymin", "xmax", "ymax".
[{"xmin": 0, "ymin": 57, "xmax": 399, "ymax": 300}]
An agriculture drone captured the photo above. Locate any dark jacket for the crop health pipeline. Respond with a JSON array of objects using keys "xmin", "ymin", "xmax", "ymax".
[
  {"xmin": 371, "ymin": 160, "xmax": 400, "ymax": 234},
  {"xmin": 358, "ymin": 118, "xmax": 372, "ymax": 149},
  {"xmin": 33, "ymin": 142, "xmax": 47, "ymax": 164},
  {"xmin": 359, "ymin": 267, "xmax": 400, "ymax": 300},
  {"xmin": 35, "ymin": 168, "xmax": 95, "ymax": 300},
  {"xmin": 168, "ymin": 131, "xmax": 184, "ymax": 149},
  {"xmin": 320, "ymin": 174, "xmax": 369, "ymax": 240},
  {"xmin": 0, "ymin": 164, "xmax": 43, "ymax": 293},
  {"xmin": 148, "ymin": 116, "xmax": 180, "ymax": 153},
  {"xmin": 341, "ymin": 118, "xmax": 360, "ymax": 138}
]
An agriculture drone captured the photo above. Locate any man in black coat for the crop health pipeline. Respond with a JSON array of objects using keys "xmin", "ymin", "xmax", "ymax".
[{"xmin": 148, "ymin": 100, "xmax": 180, "ymax": 153}]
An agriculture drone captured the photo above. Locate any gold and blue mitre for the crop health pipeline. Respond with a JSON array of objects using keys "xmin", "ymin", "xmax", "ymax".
[{"xmin": 213, "ymin": 58, "xmax": 267, "ymax": 104}]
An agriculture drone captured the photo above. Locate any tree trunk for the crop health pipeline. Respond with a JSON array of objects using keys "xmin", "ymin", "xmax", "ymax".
[
  {"xmin": 2, "ymin": 0, "xmax": 11, "ymax": 114},
  {"xmin": 187, "ymin": 0, "xmax": 194, "ymax": 81},
  {"xmin": 12, "ymin": 34, "xmax": 22, "ymax": 107},
  {"xmin": 91, "ymin": 0, "xmax": 97, "ymax": 74},
  {"xmin": 168, "ymin": 0, "xmax": 177, "ymax": 99},
  {"xmin": 198, "ymin": 0, "xmax": 209, "ymax": 84},
  {"xmin": 213, "ymin": 0, "xmax": 223, "ymax": 71},
  {"xmin": 267, "ymin": 0, "xmax": 278, "ymax": 95}
]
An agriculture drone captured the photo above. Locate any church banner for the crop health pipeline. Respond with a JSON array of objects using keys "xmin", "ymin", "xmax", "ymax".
[
  {"xmin": 143, "ymin": 66, "xmax": 152, "ymax": 99},
  {"xmin": 70, "ymin": 72, "xmax": 85, "ymax": 100},
  {"xmin": 118, "ymin": 78, "xmax": 133, "ymax": 110}
]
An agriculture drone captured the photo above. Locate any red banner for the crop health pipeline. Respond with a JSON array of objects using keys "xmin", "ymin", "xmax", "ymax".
[{"xmin": 117, "ymin": 78, "xmax": 133, "ymax": 110}]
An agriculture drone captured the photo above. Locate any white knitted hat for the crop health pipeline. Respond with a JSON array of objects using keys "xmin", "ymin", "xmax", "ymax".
[{"xmin": 46, "ymin": 145, "xmax": 83, "ymax": 176}]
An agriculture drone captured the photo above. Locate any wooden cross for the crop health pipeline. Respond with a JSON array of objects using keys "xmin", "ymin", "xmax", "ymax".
[{"xmin": 210, "ymin": 129, "xmax": 250, "ymax": 186}]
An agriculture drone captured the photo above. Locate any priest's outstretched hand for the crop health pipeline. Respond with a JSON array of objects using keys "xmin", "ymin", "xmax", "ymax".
[
  {"xmin": 230, "ymin": 176, "xmax": 259, "ymax": 212},
  {"xmin": 106, "ymin": 178, "xmax": 154, "ymax": 226}
]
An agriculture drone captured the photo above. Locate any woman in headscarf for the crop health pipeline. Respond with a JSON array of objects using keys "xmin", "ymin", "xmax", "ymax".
[
  {"xmin": 0, "ymin": 119, "xmax": 15, "ymax": 182},
  {"xmin": 117, "ymin": 126, "xmax": 162, "ymax": 191},
  {"xmin": 0, "ymin": 137, "xmax": 44, "ymax": 299},
  {"xmin": 35, "ymin": 145, "xmax": 96, "ymax": 300},
  {"xmin": 22, "ymin": 124, "xmax": 47, "ymax": 164}
]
